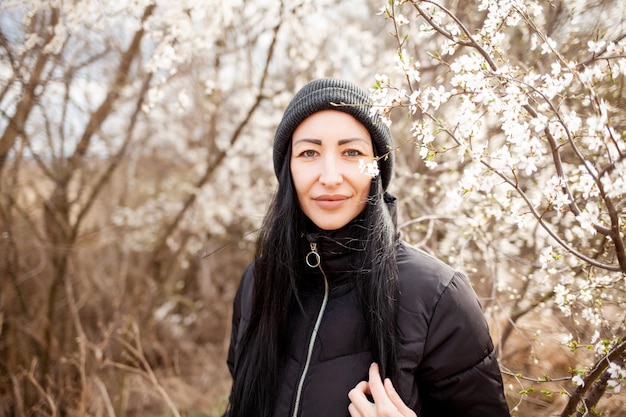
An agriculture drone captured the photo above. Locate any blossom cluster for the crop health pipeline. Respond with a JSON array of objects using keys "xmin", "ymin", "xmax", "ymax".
[
  {"xmin": 564, "ymin": 333, "xmax": 626, "ymax": 393},
  {"xmin": 358, "ymin": 158, "xmax": 381, "ymax": 178},
  {"xmin": 372, "ymin": 0, "xmax": 626, "ymax": 273}
]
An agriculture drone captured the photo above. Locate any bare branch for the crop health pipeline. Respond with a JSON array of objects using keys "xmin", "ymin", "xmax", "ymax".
[
  {"xmin": 71, "ymin": 72, "xmax": 153, "ymax": 241},
  {"xmin": 0, "ymin": 8, "xmax": 59, "ymax": 176},
  {"xmin": 67, "ymin": 4, "xmax": 155, "ymax": 172},
  {"xmin": 148, "ymin": 1, "xmax": 286, "ymax": 280},
  {"xmin": 109, "ymin": 322, "xmax": 182, "ymax": 417}
]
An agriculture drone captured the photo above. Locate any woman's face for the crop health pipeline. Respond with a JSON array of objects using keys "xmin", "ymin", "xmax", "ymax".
[{"xmin": 290, "ymin": 110, "xmax": 374, "ymax": 231}]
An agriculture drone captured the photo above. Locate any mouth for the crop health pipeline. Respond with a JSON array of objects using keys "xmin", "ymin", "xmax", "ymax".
[
  {"xmin": 312, "ymin": 194, "xmax": 350, "ymax": 210},
  {"xmin": 314, "ymin": 194, "xmax": 349, "ymax": 202}
]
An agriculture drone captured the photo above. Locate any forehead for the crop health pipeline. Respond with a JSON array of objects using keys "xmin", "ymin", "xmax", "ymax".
[{"xmin": 292, "ymin": 110, "xmax": 372, "ymax": 143}]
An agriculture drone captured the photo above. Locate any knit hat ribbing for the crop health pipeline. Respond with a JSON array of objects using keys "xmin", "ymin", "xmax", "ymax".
[{"xmin": 273, "ymin": 78, "xmax": 394, "ymax": 190}]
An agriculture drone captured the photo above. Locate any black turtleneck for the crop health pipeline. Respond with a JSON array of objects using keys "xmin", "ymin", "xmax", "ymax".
[{"xmin": 297, "ymin": 214, "xmax": 370, "ymax": 295}]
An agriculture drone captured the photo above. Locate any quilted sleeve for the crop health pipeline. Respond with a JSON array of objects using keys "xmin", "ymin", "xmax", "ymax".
[{"xmin": 416, "ymin": 271, "xmax": 510, "ymax": 417}]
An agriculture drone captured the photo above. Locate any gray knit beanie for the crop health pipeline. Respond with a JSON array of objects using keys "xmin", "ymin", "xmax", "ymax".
[{"xmin": 273, "ymin": 78, "xmax": 394, "ymax": 190}]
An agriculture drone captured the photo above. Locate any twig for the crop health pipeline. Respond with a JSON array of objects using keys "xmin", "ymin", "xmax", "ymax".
[
  {"xmin": 561, "ymin": 338, "xmax": 626, "ymax": 417},
  {"xmin": 107, "ymin": 321, "xmax": 182, "ymax": 417},
  {"xmin": 93, "ymin": 375, "xmax": 117, "ymax": 417},
  {"xmin": 24, "ymin": 361, "xmax": 58, "ymax": 417}
]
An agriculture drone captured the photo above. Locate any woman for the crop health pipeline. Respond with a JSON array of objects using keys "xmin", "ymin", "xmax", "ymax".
[{"xmin": 224, "ymin": 78, "xmax": 510, "ymax": 417}]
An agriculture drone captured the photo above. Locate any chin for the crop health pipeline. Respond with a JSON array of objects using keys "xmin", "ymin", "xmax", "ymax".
[{"xmin": 311, "ymin": 218, "xmax": 351, "ymax": 231}]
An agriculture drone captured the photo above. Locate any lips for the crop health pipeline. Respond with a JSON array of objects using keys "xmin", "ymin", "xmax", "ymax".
[
  {"xmin": 313, "ymin": 194, "xmax": 349, "ymax": 209},
  {"xmin": 314, "ymin": 194, "xmax": 348, "ymax": 201}
]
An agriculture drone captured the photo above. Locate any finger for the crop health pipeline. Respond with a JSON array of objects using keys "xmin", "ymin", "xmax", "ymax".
[
  {"xmin": 348, "ymin": 402, "xmax": 364, "ymax": 417},
  {"xmin": 382, "ymin": 378, "xmax": 404, "ymax": 408},
  {"xmin": 384, "ymin": 378, "xmax": 417, "ymax": 417},
  {"xmin": 367, "ymin": 363, "xmax": 386, "ymax": 396},
  {"xmin": 348, "ymin": 381, "xmax": 373, "ymax": 416},
  {"xmin": 367, "ymin": 363, "xmax": 399, "ymax": 415},
  {"xmin": 349, "ymin": 380, "xmax": 370, "ymax": 397}
]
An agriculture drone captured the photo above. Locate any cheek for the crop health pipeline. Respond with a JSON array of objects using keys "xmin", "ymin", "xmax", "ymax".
[
  {"xmin": 290, "ymin": 163, "xmax": 310, "ymax": 198},
  {"xmin": 355, "ymin": 175, "xmax": 373, "ymax": 198}
]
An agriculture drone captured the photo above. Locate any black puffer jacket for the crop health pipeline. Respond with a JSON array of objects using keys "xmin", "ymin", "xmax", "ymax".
[{"xmin": 226, "ymin": 228, "xmax": 510, "ymax": 417}]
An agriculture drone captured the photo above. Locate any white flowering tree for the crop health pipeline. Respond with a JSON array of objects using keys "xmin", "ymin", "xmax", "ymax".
[
  {"xmin": 372, "ymin": 0, "xmax": 626, "ymax": 415},
  {"xmin": 4, "ymin": 0, "xmax": 625, "ymax": 414}
]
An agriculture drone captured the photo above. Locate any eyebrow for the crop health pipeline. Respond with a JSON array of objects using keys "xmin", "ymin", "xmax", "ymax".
[
  {"xmin": 338, "ymin": 137, "xmax": 369, "ymax": 146},
  {"xmin": 293, "ymin": 138, "xmax": 322, "ymax": 145},
  {"xmin": 293, "ymin": 137, "xmax": 369, "ymax": 146}
]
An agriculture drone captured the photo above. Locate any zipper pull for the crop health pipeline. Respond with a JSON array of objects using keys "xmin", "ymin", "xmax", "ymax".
[{"xmin": 305, "ymin": 242, "xmax": 321, "ymax": 268}]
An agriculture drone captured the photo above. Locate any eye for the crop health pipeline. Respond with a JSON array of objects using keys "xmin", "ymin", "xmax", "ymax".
[
  {"xmin": 299, "ymin": 150, "xmax": 318, "ymax": 158},
  {"xmin": 343, "ymin": 149, "xmax": 363, "ymax": 157}
]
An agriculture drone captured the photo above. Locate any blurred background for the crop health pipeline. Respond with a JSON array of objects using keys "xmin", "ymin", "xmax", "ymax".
[{"xmin": 1, "ymin": 1, "xmax": 625, "ymax": 416}]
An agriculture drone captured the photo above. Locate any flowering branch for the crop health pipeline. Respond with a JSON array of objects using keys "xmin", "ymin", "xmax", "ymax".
[
  {"xmin": 480, "ymin": 158, "xmax": 621, "ymax": 271},
  {"xmin": 411, "ymin": 0, "xmax": 499, "ymax": 70},
  {"xmin": 373, "ymin": 2, "xmax": 626, "ymax": 412},
  {"xmin": 561, "ymin": 338, "xmax": 626, "ymax": 417}
]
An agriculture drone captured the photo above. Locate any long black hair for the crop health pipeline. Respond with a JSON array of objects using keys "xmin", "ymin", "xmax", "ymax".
[{"xmin": 226, "ymin": 147, "xmax": 399, "ymax": 417}]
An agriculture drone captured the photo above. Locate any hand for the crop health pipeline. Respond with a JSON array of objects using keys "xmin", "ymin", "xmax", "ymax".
[{"xmin": 348, "ymin": 363, "xmax": 417, "ymax": 417}]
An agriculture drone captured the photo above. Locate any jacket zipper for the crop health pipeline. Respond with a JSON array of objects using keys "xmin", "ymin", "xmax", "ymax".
[{"xmin": 292, "ymin": 242, "xmax": 329, "ymax": 417}]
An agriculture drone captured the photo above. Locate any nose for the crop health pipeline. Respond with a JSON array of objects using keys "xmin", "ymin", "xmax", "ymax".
[{"xmin": 319, "ymin": 154, "xmax": 343, "ymax": 186}]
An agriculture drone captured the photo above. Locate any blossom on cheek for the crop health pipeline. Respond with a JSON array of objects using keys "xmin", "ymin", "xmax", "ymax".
[{"xmin": 358, "ymin": 159, "xmax": 380, "ymax": 178}]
